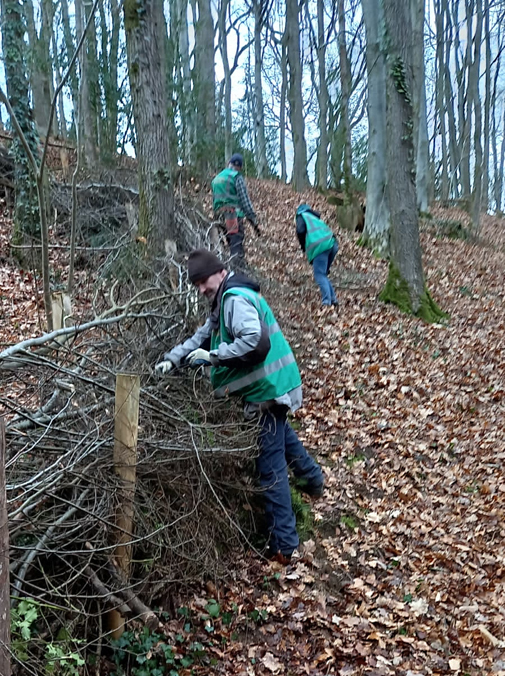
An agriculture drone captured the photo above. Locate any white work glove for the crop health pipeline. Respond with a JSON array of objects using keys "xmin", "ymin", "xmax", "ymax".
[
  {"xmin": 187, "ymin": 348, "xmax": 211, "ymax": 367},
  {"xmin": 155, "ymin": 360, "xmax": 174, "ymax": 376}
]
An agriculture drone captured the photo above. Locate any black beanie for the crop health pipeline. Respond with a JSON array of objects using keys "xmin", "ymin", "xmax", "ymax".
[{"xmin": 187, "ymin": 249, "xmax": 225, "ymax": 283}]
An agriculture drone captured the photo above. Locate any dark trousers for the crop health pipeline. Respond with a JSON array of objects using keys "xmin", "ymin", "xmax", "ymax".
[
  {"xmin": 219, "ymin": 208, "xmax": 245, "ymax": 267},
  {"xmin": 257, "ymin": 406, "xmax": 324, "ymax": 555}
]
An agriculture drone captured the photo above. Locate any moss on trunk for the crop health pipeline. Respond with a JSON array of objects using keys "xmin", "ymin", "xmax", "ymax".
[{"xmin": 379, "ymin": 263, "xmax": 449, "ymax": 323}]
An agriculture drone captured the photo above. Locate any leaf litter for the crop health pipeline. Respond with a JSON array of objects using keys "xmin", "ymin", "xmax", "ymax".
[{"xmin": 2, "ymin": 178, "xmax": 505, "ymax": 674}]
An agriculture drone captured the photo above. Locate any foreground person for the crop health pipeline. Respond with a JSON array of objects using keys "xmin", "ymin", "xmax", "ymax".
[{"xmin": 156, "ymin": 249, "xmax": 324, "ymax": 561}]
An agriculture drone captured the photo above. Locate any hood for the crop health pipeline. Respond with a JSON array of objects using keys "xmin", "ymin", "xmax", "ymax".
[
  {"xmin": 209, "ymin": 271, "xmax": 261, "ymax": 328},
  {"xmin": 296, "ymin": 203, "xmax": 321, "ymax": 218}
]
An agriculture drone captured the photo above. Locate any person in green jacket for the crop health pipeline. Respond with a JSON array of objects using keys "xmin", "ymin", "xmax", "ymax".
[
  {"xmin": 211, "ymin": 154, "xmax": 261, "ymax": 268},
  {"xmin": 295, "ymin": 204, "xmax": 339, "ymax": 308},
  {"xmin": 156, "ymin": 249, "xmax": 324, "ymax": 563}
]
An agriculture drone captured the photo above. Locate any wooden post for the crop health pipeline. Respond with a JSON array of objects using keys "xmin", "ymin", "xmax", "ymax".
[
  {"xmin": 109, "ymin": 374, "xmax": 140, "ymax": 639},
  {"xmin": 0, "ymin": 418, "xmax": 11, "ymax": 676}
]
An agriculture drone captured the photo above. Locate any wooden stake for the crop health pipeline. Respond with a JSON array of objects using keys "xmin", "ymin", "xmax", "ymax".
[
  {"xmin": 0, "ymin": 418, "xmax": 11, "ymax": 676},
  {"xmin": 109, "ymin": 374, "xmax": 140, "ymax": 639}
]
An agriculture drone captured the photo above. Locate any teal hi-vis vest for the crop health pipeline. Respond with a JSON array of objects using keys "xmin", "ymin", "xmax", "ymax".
[
  {"xmin": 300, "ymin": 212, "xmax": 335, "ymax": 263},
  {"xmin": 210, "ymin": 287, "xmax": 302, "ymax": 402},
  {"xmin": 211, "ymin": 168, "xmax": 244, "ymax": 218}
]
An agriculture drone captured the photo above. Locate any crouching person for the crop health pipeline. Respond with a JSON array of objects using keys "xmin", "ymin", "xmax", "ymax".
[{"xmin": 155, "ymin": 249, "xmax": 324, "ymax": 562}]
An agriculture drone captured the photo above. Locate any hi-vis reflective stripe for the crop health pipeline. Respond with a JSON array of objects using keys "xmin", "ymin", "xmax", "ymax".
[
  {"xmin": 306, "ymin": 232, "xmax": 333, "ymax": 256},
  {"xmin": 214, "ymin": 352, "xmax": 296, "ymax": 397},
  {"xmin": 266, "ymin": 321, "xmax": 280, "ymax": 336}
]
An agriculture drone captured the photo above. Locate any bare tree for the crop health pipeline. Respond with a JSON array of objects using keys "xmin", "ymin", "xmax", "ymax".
[
  {"xmin": 194, "ymin": 0, "xmax": 216, "ymax": 175},
  {"xmin": 379, "ymin": 0, "xmax": 445, "ymax": 322},
  {"xmin": 253, "ymin": 0, "xmax": 268, "ymax": 177},
  {"xmin": 337, "ymin": 0, "xmax": 353, "ymax": 195},
  {"xmin": 124, "ymin": 0, "xmax": 175, "ymax": 253},
  {"xmin": 361, "ymin": 0, "xmax": 390, "ymax": 257}
]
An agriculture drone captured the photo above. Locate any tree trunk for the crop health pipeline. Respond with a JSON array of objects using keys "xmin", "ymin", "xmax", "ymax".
[
  {"xmin": 75, "ymin": 0, "xmax": 97, "ymax": 163},
  {"xmin": 279, "ymin": 35, "xmax": 288, "ymax": 183},
  {"xmin": 410, "ymin": 0, "xmax": 429, "ymax": 212},
  {"xmin": 285, "ymin": 0, "xmax": 309, "ymax": 190},
  {"xmin": 361, "ymin": 0, "xmax": 390, "ymax": 257},
  {"xmin": 25, "ymin": 0, "xmax": 55, "ymax": 136},
  {"xmin": 444, "ymin": 1, "xmax": 460, "ymax": 198},
  {"xmin": 434, "ymin": 0, "xmax": 449, "ymax": 201},
  {"xmin": 217, "ymin": 0, "xmax": 232, "ymax": 162},
  {"xmin": 481, "ymin": 0, "xmax": 491, "ymax": 212},
  {"xmin": 194, "ymin": 0, "xmax": 216, "ymax": 176},
  {"xmin": 458, "ymin": 0, "xmax": 472, "ymax": 199},
  {"xmin": 253, "ymin": 0, "xmax": 268, "ymax": 178},
  {"xmin": 337, "ymin": 0, "xmax": 353, "ymax": 196},
  {"xmin": 124, "ymin": 0, "xmax": 175, "ymax": 254},
  {"xmin": 173, "ymin": 0, "xmax": 193, "ymax": 165},
  {"xmin": 60, "ymin": 0, "xmax": 78, "ymax": 132},
  {"xmin": 99, "ymin": 0, "xmax": 120, "ymax": 163},
  {"xmin": 470, "ymin": 0, "xmax": 483, "ymax": 231},
  {"xmin": 0, "ymin": 0, "xmax": 40, "ymax": 239},
  {"xmin": 315, "ymin": 0, "xmax": 329, "ymax": 189},
  {"xmin": 379, "ymin": 0, "xmax": 445, "ymax": 322}
]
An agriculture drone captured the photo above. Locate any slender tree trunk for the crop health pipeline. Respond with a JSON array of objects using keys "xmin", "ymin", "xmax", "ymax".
[
  {"xmin": 491, "ymin": 43, "xmax": 503, "ymax": 213},
  {"xmin": 362, "ymin": 0, "xmax": 390, "ymax": 257},
  {"xmin": 174, "ymin": 0, "xmax": 193, "ymax": 165},
  {"xmin": 497, "ymin": 107, "xmax": 505, "ymax": 213},
  {"xmin": 316, "ymin": 0, "xmax": 329, "ymax": 189},
  {"xmin": 458, "ymin": 0, "xmax": 473, "ymax": 199},
  {"xmin": 411, "ymin": 0, "xmax": 429, "ymax": 212},
  {"xmin": 194, "ymin": 0, "xmax": 216, "ymax": 176},
  {"xmin": 124, "ymin": 0, "xmax": 175, "ymax": 253},
  {"xmin": 217, "ymin": 0, "xmax": 232, "ymax": 161},
  {"xmin": 279, "ymin": 35, "xmax": 288, "ymax": 183},
  {"xmin": 99, "ymin": 0, "xmax": 120, "ymax": 162},
  {"xmin": 470, "ymin": 0, "xmax": 483, "ymax": 230},
  {"xmin": 75, "ymin": 0, "xmax": 97, "ymax": 163},
  {"xmin": 60, "ymin": 0, "xmax": 78, "ymax": 131},
  {"xmin": 253, "ymin": 0, "xmax": 268, "ymax": 178},
  {"xmin": 434, "ymin": 0, "xmax": 448, "ymax": 201},
  {"xmin": 285, "ymin": 0, "xmax": 309, "ymax": 190},
  {"xmin": 337, "ymin": 0, "xmax": 353, "ymax": 196},
  {"xmin": 481, "ymin": 0, "xmax": 491, "ymax": 212}
]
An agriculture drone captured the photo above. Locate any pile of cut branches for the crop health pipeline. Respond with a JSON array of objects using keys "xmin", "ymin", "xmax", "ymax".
[{"xmin": 1, "ymin": 259, "xmax": 259, "ymax": 673}]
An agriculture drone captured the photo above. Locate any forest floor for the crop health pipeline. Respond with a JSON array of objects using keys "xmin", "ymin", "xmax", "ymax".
[{"xmin": 1, "ymin": 177, "xmax": 505, "ymax": 675}]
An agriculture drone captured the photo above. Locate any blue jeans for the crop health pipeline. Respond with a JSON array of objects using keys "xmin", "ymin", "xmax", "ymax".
[
  {"xmin": 257, "ymin": 406, "xmax": 324, "ymax": 555},
  {"xmin": 312, "ymin": 241, "xmax": 339, "ymax": 305}
]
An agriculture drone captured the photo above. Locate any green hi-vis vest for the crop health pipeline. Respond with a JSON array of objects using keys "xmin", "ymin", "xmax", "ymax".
[
  {"xmin": 211, "ymin": 168, "xmax": 244, "ymax": 218},
  {"xmin": 210, "ymin": 287, "xmax": 302, "ymax": 402},
  {"xmin": 300, "ymin": 211, "xmax": 335, "ymax": 263}
]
